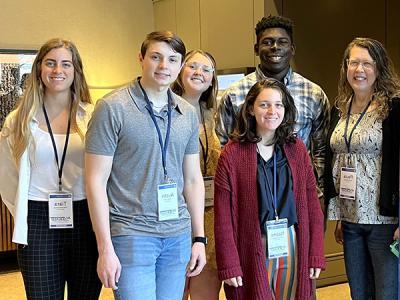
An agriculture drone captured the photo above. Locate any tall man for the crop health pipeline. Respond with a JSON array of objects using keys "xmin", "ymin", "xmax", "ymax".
[
  {"xmin": 85, "ymin": 31, "xmax": 206, "ymax": 300},
  {"xmin": 216, "ymin": 15, "xmax": 330, "ymax": 199}
]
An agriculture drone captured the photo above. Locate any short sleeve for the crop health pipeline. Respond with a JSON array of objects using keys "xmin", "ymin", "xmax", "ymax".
[{"xmin": 85, "ymin": 99, "xmax": 120, "ymax": 156}]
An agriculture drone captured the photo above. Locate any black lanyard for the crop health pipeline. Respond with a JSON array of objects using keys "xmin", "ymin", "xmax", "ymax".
[
  {"xmin": 198, "ymin": 105, "xmax": 209, "ymax": 175},
  {"xmin": 257, "ymin": 146, "xmax": 278, "ymax": 220},
  {"xmin": 138, "ymin": 81, "xmax": 172, "ymax": 180},
  {"xmin": 344, "ymin": 98, "xmax": 371, "ymax": 153},
  {"xmin": 42, "ymin": 101, "xmax": 73, "ymax": 191}
]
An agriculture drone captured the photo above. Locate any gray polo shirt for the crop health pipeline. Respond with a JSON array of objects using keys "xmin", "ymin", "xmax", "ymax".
[{"xmin": 85, "ymin": 78, "xmax": 199, "ymax": 237}]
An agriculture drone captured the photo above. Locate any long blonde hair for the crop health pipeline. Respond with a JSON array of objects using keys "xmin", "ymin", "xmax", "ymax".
[
  {"xmin": 171, "ymin": 50, "xmax": 218, "ymax": 110},
  {"xmin": 10, "ymin": 38, "xmax": 91, "ymax": 164}
]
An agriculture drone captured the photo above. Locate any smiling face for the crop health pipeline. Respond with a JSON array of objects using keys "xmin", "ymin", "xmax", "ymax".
[
  {"xmin": 346, "ymin": 46, "xmax": 377, "ymax": 96},
  {"xmin": 255, "ymin": 28, "xmax": 295, "ymax": 80},
  {"xmin": 40, "ymin": 47, "xmax": 74, "ymax": 96},
  {"xmin": 139, "ymin": 41, "xmax": 183, "ymax": 91},
  {"xmin": 251, "ymin": 87, "xmax": 285, "ymax": 137},
  {"xmin": 181, "ymin": 52, "xmax": 214, "ymax": 98}
]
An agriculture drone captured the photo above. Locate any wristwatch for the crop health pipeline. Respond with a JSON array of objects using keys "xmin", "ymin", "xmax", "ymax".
[{"xmin": 193, "ymin": 236, "xmax": 208, "ymax": 246}]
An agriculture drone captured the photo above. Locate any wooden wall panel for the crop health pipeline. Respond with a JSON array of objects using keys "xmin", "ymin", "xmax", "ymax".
[
  {"xmin": 387, "ymin": 0, "xmax": 400, "ymax": 71},
  {"xmin": 282, "ymin": 0, "xmax": 386, "ymax": 102},
  {"xmin": 0, "ymin": 197, "xmax": 16, "ymax": 251},
  {"xmin": 200, "ymin": 0, "xmax": 255, "ymax": 69},
  {"xmin": 176, "ymin": 0, "xmax": 201, "ymax": 50}
]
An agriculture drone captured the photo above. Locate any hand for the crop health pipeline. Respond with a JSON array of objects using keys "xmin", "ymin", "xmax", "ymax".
[
  {"xmin": 309, "ymin": 268, "xmax": 321, "ymax": 279},
  {"xmin": 394, "ymin": 228, "xmax": 399, "ymax": 240},
  {"xmin": 97, "ymin": 250, "xmax": 122, "ymax": 290},
  {"xmin": 224, "ymin": 276, "xmax": 243, "ymax": 287},
  {"xmin": 186, "ymin": 242, "xmax": 206, "ymax": 277},
  {"xmin": 334, "ymin": 221, "xmax": 343, "ymax": 245}
]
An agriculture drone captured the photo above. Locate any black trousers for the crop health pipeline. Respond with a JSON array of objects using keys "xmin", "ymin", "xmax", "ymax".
[{"xmin": 17, "ymin": 200, "xmax": 101, "ymax": 300}]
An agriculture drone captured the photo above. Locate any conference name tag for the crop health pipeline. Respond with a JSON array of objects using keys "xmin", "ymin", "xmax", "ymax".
[
  {"xmin": 157, "ymin": 182, "xmax": 179, "ymax": 221},
  {"xmin": 48, "ymin": 192, "xmax": 73, "ymax": 229},
  {"xmin": 339, "ymin": 167, "xmax": 357, "ymax": 200},
  {"xmin": 266, "ymin": 218, "xmax": 289, "ymax": 259},
  {"xmin": 204, "ymin": 176, "xmax": 214, "ymax": 207}
]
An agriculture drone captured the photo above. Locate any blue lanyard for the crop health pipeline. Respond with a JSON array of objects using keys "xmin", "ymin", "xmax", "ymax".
[
  {"xmin": 257, "ymin": 146, "xmax": 278, "ymax": 220},
  {"xmin": 138, "ymin": 81, "xmax": 172, "ymax": 180},
  {"xmin": 344, "ymin": 99, "xmax": 371, "ymax": 153},
  {"xmin": 42, "ymin": 101, "xmax": 72, "ymax": 191}
]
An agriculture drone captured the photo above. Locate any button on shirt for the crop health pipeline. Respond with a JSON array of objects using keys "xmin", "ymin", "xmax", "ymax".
[{"xmin": 85, "ymin": 79, "xmax": 199, "ymax": 237}]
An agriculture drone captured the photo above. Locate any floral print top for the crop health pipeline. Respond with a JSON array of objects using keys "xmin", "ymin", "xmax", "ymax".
[{"xmin": 327, "ymin": 109, "xmax": 398, "ymax": 224}]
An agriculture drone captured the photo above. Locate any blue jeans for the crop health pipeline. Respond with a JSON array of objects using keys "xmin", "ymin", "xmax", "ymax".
[
  {"xmin": 342, "ymin": 222, "xmax": 398, "ymax": 300},
  {"xmin": 112, "ymin": 232, "xmax": 191, "ymax": 300}
]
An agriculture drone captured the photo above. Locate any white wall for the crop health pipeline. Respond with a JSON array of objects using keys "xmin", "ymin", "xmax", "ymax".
[{"xmin": 0, "ymin": 0, "xmax": 154, "ymax": 101}]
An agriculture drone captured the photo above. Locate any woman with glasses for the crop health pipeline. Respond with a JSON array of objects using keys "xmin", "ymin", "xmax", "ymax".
[
  {"xmin": 324, "ymin": 37, "xmax": 400, "ymax": 299},
  {"xmin": 172, "ymin": 50, "xmax": 222, "ymax": 300},
  {"xmin": 214, "ymin": 79, "xmax": 325, "ymax": 300},
  {"xmin": 0, "ymin": 38, "xmax": 101, "ymax": 299}
]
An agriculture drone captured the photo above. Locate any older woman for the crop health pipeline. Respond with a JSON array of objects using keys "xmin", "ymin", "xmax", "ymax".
[
  {"xmin": 0, "ymin": 38, "xmax": 101, "ymax": 299},
  {"xmin": 214, "ymin": 79, "xmax": 325, "ymax": 300},
  {"xmin": 172, "ymin": 50, "xmax": 221, "ymax": 300},
  {"xmin": 324, "ymin": 37, "xmax": 400, "ymax": 299}
]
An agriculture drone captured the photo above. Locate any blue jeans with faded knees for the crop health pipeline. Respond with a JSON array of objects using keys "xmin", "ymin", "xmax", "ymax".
[
  {"xmin": 112, "ymin": 232, "xmax": 191, "ymax": 300},
  {"xmin": 342, "ymin": 222, "xmax": 398, "ymax": 300}
]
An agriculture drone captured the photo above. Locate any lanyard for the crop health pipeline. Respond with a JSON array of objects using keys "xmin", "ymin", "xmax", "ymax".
[
  {"xmin": 42, "ymin": 101, "xmax": 72, "ymax": 191},
  {"xmin": 344, "ymin": 99, "xmax": 371, "ymax": 153},
  {"xmin": 198, "ymin": 105, "xmax": 209, "ymax": 175},
  {"xmin": 138, "ymin": 81, "xmax": 172, "ymax": 180},
  {"xmin": 257, "ymin": 146, "xmax": 278, "ymax": 220}
]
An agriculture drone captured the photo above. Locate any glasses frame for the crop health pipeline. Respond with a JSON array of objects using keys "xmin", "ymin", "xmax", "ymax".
[
  {"xmin": 184, "ymin": 62, "xmax": 214, "ymax": 74},
  {"xmin": 346, "ymin": 59, "xmax": 376, "ymax": 71}
]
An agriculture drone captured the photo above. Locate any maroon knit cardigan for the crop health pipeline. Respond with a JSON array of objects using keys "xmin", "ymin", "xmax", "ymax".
[{"xmin": 214, "ymin": 139, "xmax": 326, "ymax": 300}]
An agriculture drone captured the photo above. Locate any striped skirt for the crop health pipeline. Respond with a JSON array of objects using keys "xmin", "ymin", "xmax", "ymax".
[{"xmin": 266, "ymin": 225, "xmax": 297, "ymax": 300}]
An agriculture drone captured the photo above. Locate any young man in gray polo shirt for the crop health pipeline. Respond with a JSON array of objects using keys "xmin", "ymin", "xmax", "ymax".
[{"xmin": 85, "ymin": 31, "xmax": 206, "ymax": 300}]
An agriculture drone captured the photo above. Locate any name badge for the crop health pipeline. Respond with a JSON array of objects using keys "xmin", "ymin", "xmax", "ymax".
[
  {"xmin": 265, "ymin": 218, "xmax": 289, "ymax": 259},
  {"xmin": 48, "ymin": 191, "xmax": 73, "ymax": 229},
  {"xmin": 339, "ymin": 167, "xmax": 357, "ymax": 200},
  {"xmin": 157, "ymin": 182, "xmax": 179, "ymax": 221},
  {"xmin": 204, "ymin": 176, "xmax": 214, "ymax": 207}
]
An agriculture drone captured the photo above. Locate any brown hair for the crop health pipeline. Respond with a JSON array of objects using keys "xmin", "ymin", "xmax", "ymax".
[
  {"xmin": 336, "ymin": 37, "xmax": 400, "ymax": 118},
  {"xmin": 231, "ymin": 78, "xmax": 297, "ymax": 145},
  {"xmin": 140, "ymin": 31, "xmax": 186, "ymax": 61}
]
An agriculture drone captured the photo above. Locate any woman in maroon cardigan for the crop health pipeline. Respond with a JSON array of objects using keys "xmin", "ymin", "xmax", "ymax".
[{"xmin": 214, "ymin": 79, "xmax": 326, "ymax": 300}]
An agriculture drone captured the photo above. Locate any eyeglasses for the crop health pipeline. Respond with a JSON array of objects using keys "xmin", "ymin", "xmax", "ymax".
[
  {"xmin": 185, "ymin": 62, "xmax": 214, "ymax": 75},
  {"xmin": 347, "ymin": 59, "xmax": 375, "ymax": 71}
]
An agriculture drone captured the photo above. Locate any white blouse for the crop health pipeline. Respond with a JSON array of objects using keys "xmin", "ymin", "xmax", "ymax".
[{"xmin": 29, "ymin": 128, "xmax": 86, "ymax": 201}]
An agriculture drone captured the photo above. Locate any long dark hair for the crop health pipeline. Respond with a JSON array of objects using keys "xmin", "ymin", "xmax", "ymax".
[{"xmin": 231, "ymin": 79, "xmax": 297, "ymax": 145}]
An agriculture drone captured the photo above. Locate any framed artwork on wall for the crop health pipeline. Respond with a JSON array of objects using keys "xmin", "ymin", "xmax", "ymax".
[{"xmin": 0, "ymin": 49, "xmax": 36, "ymax": 128}]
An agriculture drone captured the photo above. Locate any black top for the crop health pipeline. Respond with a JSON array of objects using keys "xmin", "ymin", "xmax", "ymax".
[
  {"xmin": 323, "ymin": 98, "xmax": 400, "ymax": 217},
  {"xmin": 257, "ymin": 144, "xmax": 298, "ymax": 232}
]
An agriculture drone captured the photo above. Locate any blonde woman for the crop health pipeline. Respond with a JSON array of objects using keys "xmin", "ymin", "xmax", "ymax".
[
  {"xmin": 172, "ymin": 50, "xmax": 222, "ymax": 300},
  {"xmin": 0, "ymin": 38, "xmax": 101, "ymax": 299}
]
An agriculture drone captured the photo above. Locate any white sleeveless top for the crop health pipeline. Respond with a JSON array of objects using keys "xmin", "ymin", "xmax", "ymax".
[{"xmin": 28, "ymin": 127, "xmax": 86, "ymax": 201}]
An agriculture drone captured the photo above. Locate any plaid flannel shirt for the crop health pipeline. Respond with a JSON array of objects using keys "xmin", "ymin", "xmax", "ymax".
[{"xmin": 216, "ymin": 66, "xmax": 330, "ymax": 195}]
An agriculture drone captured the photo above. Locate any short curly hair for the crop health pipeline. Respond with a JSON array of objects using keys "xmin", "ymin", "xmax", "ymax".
[{"xmin": 255, "ymin": 15, "xmax": 294, "ymax": 43}]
